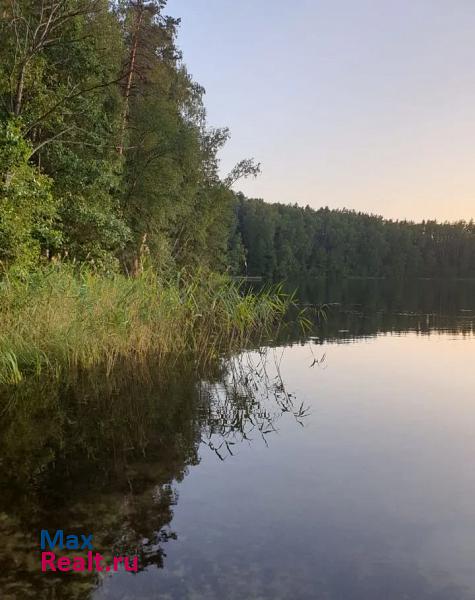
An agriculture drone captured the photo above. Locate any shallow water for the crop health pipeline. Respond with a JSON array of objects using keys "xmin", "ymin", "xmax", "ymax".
[{"xmin": 1, "ymin": 279, "xmax": 474, "ymax": 599}]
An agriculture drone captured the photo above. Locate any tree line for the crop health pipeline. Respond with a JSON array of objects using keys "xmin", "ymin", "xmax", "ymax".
[{"xmin": 232, "ymin": 196, "xmax": 475, "ymax": 279}]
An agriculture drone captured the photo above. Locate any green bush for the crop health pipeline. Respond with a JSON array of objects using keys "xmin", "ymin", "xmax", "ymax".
[{"xmin": 0, "ymin": 120, "xmax": 61, "ymax": 272}]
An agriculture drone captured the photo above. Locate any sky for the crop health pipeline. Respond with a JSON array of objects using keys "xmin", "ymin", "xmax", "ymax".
[{"xmin": 166, "ymin": 0, "xmax": 475, "ymax": 222}]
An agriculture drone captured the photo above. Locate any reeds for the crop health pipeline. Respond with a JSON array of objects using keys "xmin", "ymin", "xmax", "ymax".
[{"xmin": 0, "ymin": 265, "xmax": 291, "ymax": 385}]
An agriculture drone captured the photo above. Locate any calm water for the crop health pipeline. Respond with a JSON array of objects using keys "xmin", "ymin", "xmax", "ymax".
[{"xmin": 1, "ymin": 280, "xmax": 474, "ymax": 599}]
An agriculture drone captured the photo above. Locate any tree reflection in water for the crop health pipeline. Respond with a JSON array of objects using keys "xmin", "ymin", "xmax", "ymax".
[{"xmin": 0, "ymin": 350, "xmax": 303, "ymax": 599}]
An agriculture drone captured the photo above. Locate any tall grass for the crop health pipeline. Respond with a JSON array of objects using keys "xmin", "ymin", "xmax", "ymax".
[{"xmin": 0, "ymin": 265, "xmax": 291, "ymax": 385}]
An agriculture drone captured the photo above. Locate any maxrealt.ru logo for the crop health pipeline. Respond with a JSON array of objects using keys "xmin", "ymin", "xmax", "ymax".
[{"xmin": 40, "ymin": 530, "xmax": 138, "ymax": 573}]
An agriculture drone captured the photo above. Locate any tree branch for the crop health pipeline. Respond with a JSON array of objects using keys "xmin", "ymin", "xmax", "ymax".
[
  {"xmin": 28, "ymin": 125, "xmax": 75, "ymax": 157},
  {"xmin": 25, "ymin": 75, "xmax": 127, "ymax": 135}
]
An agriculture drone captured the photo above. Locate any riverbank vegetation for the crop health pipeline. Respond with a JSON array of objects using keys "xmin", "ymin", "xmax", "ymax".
[
  {"xmin": 0, "ymin": 266, "xmax": 289, "ymax": 384},
  {"xmin": 1, "ymin": 2, "xmax": 473, "ymax": 386},
  {"xmin": 0, "ymin": 1, "xmax": 284, "ymax": 383}
]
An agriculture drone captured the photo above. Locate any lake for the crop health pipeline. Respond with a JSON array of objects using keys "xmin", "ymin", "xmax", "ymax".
[{"xmin": 1, "ymin": 279, "xmax": 474, "ymax": 599}]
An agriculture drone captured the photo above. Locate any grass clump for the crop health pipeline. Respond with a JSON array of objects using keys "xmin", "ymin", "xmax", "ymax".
[{"xmin": 0, "ymin": 265, "xmax": 290, "ymax": 385}]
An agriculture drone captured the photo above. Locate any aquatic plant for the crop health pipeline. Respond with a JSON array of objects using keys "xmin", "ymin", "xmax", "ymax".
[{"xmin": 0, "ymin": 265, "xmax": 291, "ymax": 385}]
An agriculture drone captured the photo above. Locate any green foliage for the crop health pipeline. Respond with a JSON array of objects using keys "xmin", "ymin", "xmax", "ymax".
[
  {"xmin": 119, "ymin": 3, "xmax": 235, "ymax": 272},
  {"xmin": 235, "ymin": 195, "xmax": 475, "ymax": 280},
  {"xmin": 0, "ymin": 120, "xmax": 61, "ymax": 271},
  {"xmin": 0, "ymin": 1, "xmax": 254, "ymax": 274},
  {"xmin": 59, "ymin": 193, "xmax": 130, "ymax": 272}
]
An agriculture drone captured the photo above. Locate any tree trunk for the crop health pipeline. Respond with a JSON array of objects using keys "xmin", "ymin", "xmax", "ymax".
[
  {"xmin": 14, "ymin": 63, "xmax": 26, "ymax": 116},
  {"xmin": 118, "ymin": 3, "xmax": 144, "ymax": 155}
]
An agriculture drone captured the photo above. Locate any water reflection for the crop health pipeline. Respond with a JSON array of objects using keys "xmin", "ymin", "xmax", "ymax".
[
  {"xmin": 0, "ymin": 355, "xmax": 301, "ymax": 599},
  {"xmin": 283, "ymin": 277, "xmax": 475, "ymax": 342},
  {"xmin": 201, "ymin": 352, "xmax": 309, "ymax": 460},
  {"xmin": 1, "ymin": 280, "xmax": 475, "ymax": 599}
]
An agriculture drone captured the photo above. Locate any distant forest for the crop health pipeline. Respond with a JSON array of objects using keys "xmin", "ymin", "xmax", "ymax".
[{"xmin": 232, "ymin": 196, "xmax": 475, "ymax": 280}]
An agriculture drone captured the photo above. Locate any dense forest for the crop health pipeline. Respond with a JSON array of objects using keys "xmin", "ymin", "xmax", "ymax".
[
  {"xmin": 233, "ymin": 196, "xmax": 475, "ymax": 280},
  {"xmin": 0, "ymin": 1, "xmax": 473, "ymax": 283},
  {"xmin": 0, "ymin": 0, "xmax": 259, "ymax": 276}
]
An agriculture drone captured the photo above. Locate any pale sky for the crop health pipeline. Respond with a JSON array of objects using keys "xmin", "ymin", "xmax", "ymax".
[{"xmin": 167, "ymin": 0, "xmax": 475, "ymax": 222}]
